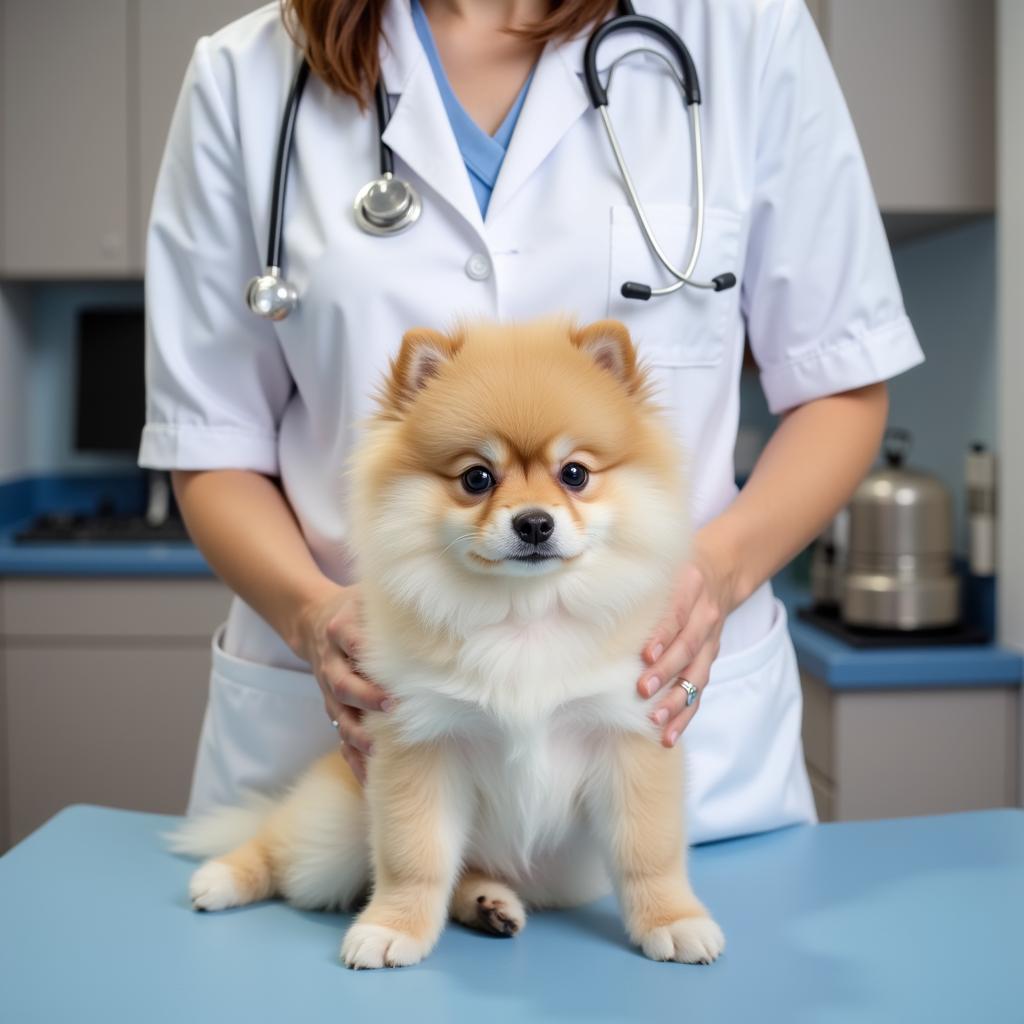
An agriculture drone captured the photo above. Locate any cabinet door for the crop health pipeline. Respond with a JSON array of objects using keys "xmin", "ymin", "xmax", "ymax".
[
  {"xmin": 136, "ymin": 0, "xmax": 259, "ymax": 270},
  {"xmin": 1, "ymin": 0, "xmax": 132, "ymax": 276},
  {"xmin": 0, "ymin": 578, "xmax": 231, "ymax": 848},
  {"xmin": 4, "ymin": 644, "xmax": 212, "ymax": 846},
  {"xmin": 824, "ymin": 0, "xmax": 994, "ymax": 212}
]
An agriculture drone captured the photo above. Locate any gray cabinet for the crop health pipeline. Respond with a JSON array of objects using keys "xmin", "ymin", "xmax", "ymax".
[
  {"xmin": 801, "ymin": 671, "xmax": 1018, "ymax": 821},
  {"xmin": 0, "ymin": 0, "xmax": 255, "ymax": 277},
  {"xmin": 810, "ymin": 0, "xmax": 994, "ymax": 215},
  {"xmin": 0, "ymin": 578, "xmax": 231, "ymax": 849},
  {"xmin": 1, "ymin": 0, "xmax": 133, "ymax": 276},
  {"xmin": 136, "ymin": 0, "xmax": 257, "ymax": 265}
]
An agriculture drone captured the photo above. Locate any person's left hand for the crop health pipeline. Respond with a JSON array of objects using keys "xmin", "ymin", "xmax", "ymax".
[{"xmin": 637, "ymin": 538, "xmax": 737, "ymax": 747}]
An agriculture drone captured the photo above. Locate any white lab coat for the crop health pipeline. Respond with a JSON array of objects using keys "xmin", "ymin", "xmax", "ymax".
[{"xmin": 140, "ymin": 0, "xmax": 923, "ymax": 842}]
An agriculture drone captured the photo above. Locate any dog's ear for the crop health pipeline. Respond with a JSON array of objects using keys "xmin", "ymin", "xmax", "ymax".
[
  {"xmin": 570, "ymin": 320, "xmax": 641, "ymax": 392},
  {"xmin": 386, "ymin": 327, "xmax": 463, "ymax": 410}
]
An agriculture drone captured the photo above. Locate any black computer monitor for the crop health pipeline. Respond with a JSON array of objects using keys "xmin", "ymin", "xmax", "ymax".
[{"xmin": 74, "ymin": 308, "xmax": 146, "ymax": 454}]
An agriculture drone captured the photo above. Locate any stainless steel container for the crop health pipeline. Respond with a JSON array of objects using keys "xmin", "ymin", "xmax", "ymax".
[{"xmin": 842, "ymin": 429, "xmax": 960, "ymax": 630}]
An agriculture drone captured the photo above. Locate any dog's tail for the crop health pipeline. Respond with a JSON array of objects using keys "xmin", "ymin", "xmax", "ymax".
[{"xmin": 164, "ymin": 793, "xmax": 277, "ymax": 859}]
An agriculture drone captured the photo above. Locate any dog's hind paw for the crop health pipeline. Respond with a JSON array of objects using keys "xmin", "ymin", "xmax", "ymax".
[
  {"xmin": 639, "ymin": 914, "xmax": 725, "ymax": 964},
  {"xmin": 473, "ymin": 893, "xmax": 523, "ymax": 936},
  {"xmin": 451, "ymin": 876, "xmax": 526, "ymax": 937},
  {"xmin": 341, "ymin": 923, "xmax": 429, "ymax": 969}
]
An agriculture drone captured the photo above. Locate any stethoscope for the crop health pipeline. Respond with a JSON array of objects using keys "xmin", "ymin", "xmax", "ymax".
[{"xmin": 246, "ymin": 0, "xmax": 736, "ymax": 321}]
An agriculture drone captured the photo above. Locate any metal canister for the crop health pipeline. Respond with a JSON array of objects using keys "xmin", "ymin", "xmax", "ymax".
[{"xmin": 842, "ymin": 429, "xmax": 960, "ymax": 630}]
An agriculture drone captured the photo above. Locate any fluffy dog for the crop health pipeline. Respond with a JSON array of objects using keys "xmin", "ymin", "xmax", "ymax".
[{"xmin": 171, "ymin": 318, "xmax": 725, "ymax": 968}]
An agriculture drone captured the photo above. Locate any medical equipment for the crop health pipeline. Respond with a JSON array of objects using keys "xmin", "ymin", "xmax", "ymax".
[
  {"xmin": 246, "ymin": 65, "xmax": 421, "ymax": 319},
  {"xmin": 246, "ymin": 0, "xmax": 735, "ymax": 320}
]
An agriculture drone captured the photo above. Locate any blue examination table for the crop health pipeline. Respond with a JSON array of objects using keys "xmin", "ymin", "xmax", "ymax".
[{"xmin": 1, "ymin": 805, "xmax": 1022, "ymax": 1022}]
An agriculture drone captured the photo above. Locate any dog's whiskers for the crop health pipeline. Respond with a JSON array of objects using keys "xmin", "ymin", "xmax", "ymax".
[{"xmin": 440, "ymin": 532, "xmax": 481, "ymax": 556}]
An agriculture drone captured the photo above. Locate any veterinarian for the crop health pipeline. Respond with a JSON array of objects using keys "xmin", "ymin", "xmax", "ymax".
[{"xmin": 140, "ymin": 0, "xmax": 923, "ymax": 843}]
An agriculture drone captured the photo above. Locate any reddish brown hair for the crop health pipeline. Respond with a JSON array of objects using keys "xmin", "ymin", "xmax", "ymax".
[{"xmin": 281, "ymin": 0, "xmax": 617, "ymax": 107}]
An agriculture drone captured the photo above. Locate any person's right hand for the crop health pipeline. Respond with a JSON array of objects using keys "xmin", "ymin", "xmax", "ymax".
[{"xmin": 294, "ymin": 583, "xmax": 392, "ymax": 784}]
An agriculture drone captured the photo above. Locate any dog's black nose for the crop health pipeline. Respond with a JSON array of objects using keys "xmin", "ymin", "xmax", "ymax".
[{"xmin": 512, "ymin": 510, "xmax": 554, "ymax": 545}]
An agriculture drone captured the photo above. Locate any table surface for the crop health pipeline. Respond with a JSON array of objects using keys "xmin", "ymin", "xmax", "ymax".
[{"xmin": 2, "ymin": 806, "xmax": 1023, "ymax": 1023}]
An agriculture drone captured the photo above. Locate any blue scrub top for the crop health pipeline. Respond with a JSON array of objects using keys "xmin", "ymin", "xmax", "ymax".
[{"xmin": 410, "ymin": 0, "xmax": 535, "ymax": 217}]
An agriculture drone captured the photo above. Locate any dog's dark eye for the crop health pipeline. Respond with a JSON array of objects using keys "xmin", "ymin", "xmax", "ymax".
[
  {"xmin": 560, "ymin": 462, "xmax": 589, "ymax": 490},
  {"xmin": 461, "ymin": 466, "xmax": 495, "ymax": 494}
]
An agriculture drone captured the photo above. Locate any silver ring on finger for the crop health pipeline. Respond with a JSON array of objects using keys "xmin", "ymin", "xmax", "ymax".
[
  {"xmin": 676, "ymin": 678, "xmax": 699, "ymax": 707},
  {"xmin": 329, "ymin": 718, "xmax": 346, "ymax": 746}
]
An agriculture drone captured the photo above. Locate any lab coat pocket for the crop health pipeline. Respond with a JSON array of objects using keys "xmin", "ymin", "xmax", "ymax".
[
  {"xmin": 681, "ymin": 599, "xmax": 817, "ymax": 844},
  {"xmin": 608, "ymin": 203, "xmax": 743, "ymax": 368},
  {"xmin": 187, "ymin": 625, "xmax": 337, "ymax": 816}
]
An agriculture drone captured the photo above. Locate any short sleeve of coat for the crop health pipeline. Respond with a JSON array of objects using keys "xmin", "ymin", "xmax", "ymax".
[
  {"xmin": 138, "ymin": 37, "xmax": 292, "ymax": 473},
  {"xmin": 742, "ymin": 0, "xmax": 924, "ymax": 414}
]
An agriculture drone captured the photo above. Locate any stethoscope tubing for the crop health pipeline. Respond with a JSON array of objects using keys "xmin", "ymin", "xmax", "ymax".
[
  {"xmin": 267, "ymin": 59, "xmax": 311, "ymax": 271},
  {"xmin": 586, "ymin": 21, "xmax": 732, "ymax": 296},
  {"xmin": 583, "ymin": 12, "xmax": 701, "ymax": 108},
  {"xmin": 373, "ymin": 76, "xmax": 395, "ymax": 177}
]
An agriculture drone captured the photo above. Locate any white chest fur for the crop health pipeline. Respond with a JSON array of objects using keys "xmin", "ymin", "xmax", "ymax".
[
  {"xmin": 361, "ymin": 576, "xmax": 666, "ymax": 889},
  {"xmin": 374, "ymin": 634, "xmax": 657, "ymax": 882}
]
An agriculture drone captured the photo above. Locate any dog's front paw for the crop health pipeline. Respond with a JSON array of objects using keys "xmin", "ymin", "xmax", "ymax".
[
  {"xmin": 189, "ymin": 860, "xmax": 240, "ymax": 912},
  {"xmin": 639, "ymin": 915, "xmax": 725, "ymax": 964},
  {"xmin": 341, "ymin": 923, "xmax": 430, "ymax": 969}
]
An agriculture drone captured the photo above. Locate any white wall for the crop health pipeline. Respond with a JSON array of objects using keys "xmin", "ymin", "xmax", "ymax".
[
  {"xmin": 997, "ymin": 0, "xmax": 1024, "ymax": 802},
  {"xmin": 0, "ymin": 285, "xmax": 30, "ymax": 483}
]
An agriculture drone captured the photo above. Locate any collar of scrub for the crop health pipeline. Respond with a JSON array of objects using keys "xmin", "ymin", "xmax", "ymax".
[{"xmin": 409, "ymin": 0, "xmax": 536, "ymax": 217}]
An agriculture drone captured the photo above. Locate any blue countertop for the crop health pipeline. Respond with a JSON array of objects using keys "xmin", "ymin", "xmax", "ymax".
[
  {"xmin": 0, "ymin": 473, "xmax": 212, "ymax": 577},
  {"xmin": 3, "ymin": 804, "xmax": 1022, "ymax": 1023},
  {"xmin": 0, "ymin": 521, "xmax": 211, "ymax": 576},
  {"xmin": 776, "ymin": 579, "xmax": 1023, "ymax": 691}
]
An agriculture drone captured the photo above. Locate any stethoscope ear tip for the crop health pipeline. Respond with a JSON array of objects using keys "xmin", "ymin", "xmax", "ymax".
[
  {"xmin": 712, "ymin": 273, "xmax": 737, "ymax": 292},
  {"xmin": 621, "ymin": 281, "xmax": 653, "ymax": 301}
]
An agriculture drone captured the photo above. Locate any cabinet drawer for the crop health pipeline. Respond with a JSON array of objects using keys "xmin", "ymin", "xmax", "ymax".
[{"xmin": 0, "ymin": 579, "xmax": 231, "ymax": 641}]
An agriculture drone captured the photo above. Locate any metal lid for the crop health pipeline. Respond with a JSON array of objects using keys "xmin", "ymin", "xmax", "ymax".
[{"xmin": 847, "ymin": 429, "xmax": 953, "ymax": 558}]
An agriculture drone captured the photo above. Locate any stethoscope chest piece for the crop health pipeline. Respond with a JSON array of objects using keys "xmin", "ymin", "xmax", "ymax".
[
  {"xmin": 246, "ymin": 267, "xmax": 299, "ymax": 321},
  {"xmin": 353, "ymin": 173, "xmax": 422, "ymax": 236}
]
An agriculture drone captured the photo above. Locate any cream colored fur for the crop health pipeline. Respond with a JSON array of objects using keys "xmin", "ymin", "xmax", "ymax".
[{"xmin": 173, "ymin": 319, "xmax": 724, "ymax": 968}]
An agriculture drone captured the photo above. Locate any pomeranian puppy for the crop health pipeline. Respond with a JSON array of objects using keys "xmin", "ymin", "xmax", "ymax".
[{"xmin": 171, "ymin": 317, "xmax": 725, "ymax": 968}]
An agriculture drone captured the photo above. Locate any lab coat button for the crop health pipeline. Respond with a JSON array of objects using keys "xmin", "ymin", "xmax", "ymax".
[{"xmin": 465, "ymin": 253, "xmax": 492, "ymax": 281}]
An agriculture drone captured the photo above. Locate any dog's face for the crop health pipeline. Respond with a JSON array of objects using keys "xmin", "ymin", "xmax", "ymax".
[{"xmin": 351, "ymin": 319, "xmax": 687, "ymax": 627}]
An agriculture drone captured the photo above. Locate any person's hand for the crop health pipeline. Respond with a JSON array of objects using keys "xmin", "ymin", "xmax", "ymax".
[
  {"xmin": 294, "ymin": 582, "xmax": 392, "ymax": 784},
  {"xmin": 637, "ymin": 537, "xmax": 737, "ymax": 747}
]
